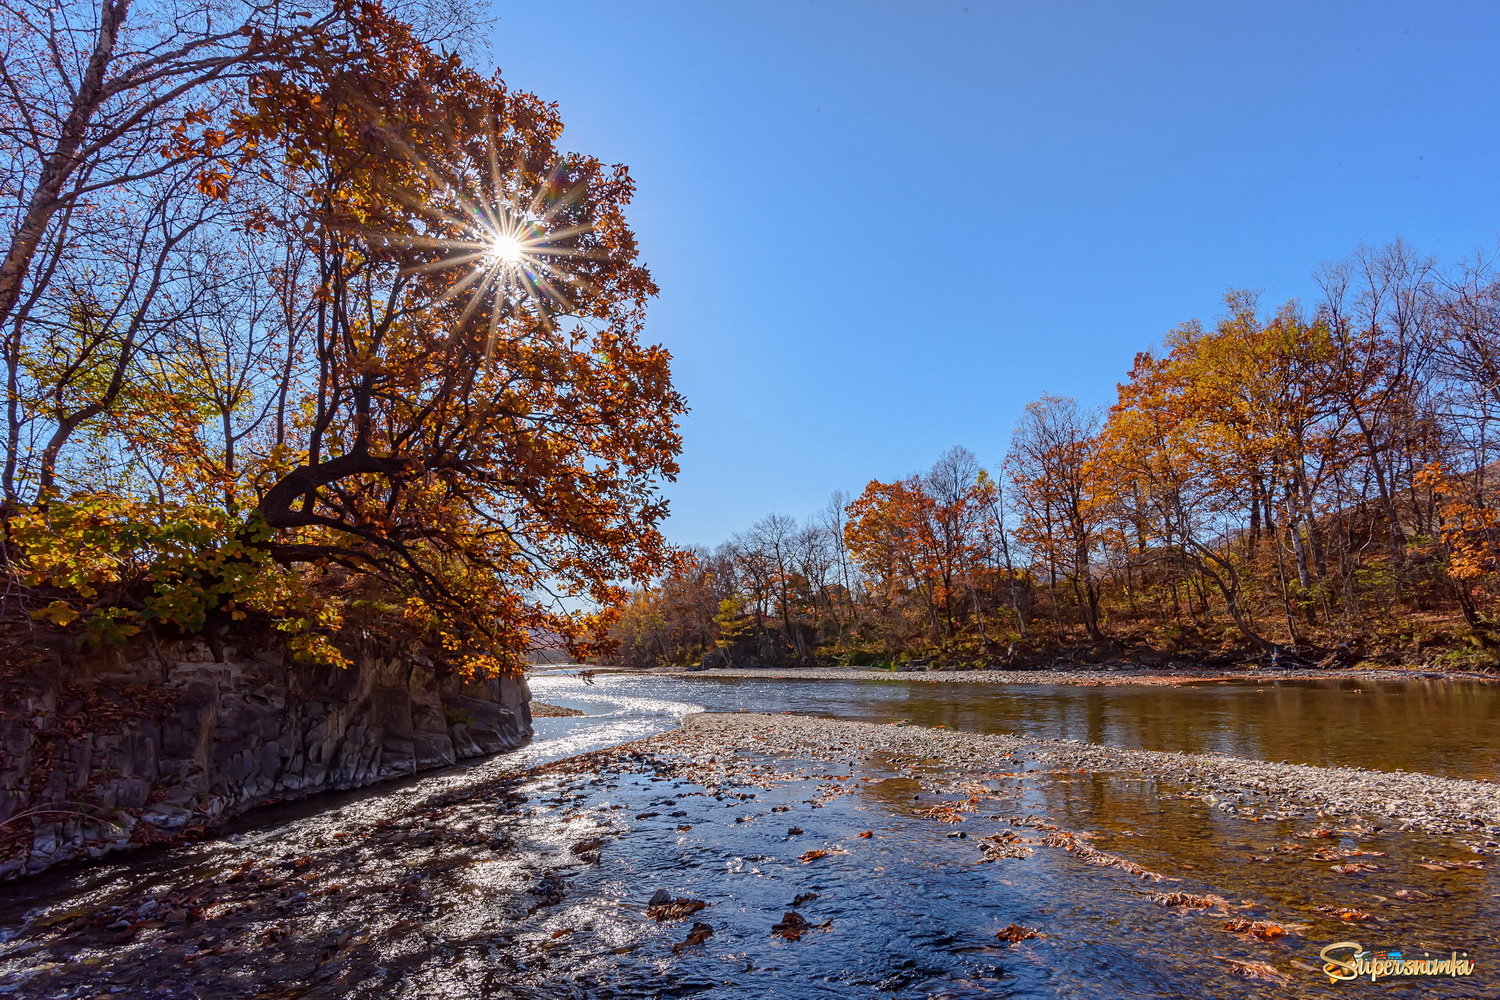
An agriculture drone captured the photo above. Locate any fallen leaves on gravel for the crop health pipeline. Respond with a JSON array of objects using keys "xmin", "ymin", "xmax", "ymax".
[
  {"xmin": 1216, "ymin": 957, "xmax": 1291, "ymax": 984},
  {"xmin": 979, "ymin": 832, "xmax": 1035, "ymax": 862},
  {"xmin": 1416, "ymin": 857, "xmax": 1485, "ymax": 870},
  {"xmin": 917, "ymin": 799, "xmax": 979, "ymax": 823},
  {"xmin": 1149, "ymin": 891, "xmax": 1226, "ymax": 909},
  {"xmin": 1042, "ymin": 830, "xmax": 1166, "ymax": 880},
  {"xmin": 1315, "ymin": 906, "xmax": 1374, "ymax": 922},
  {"xmin": 1310, "ymin": 848, "xmax": 1386, "ymax": 861},
  {"xmin": 1222, "ymin": 918, "xmax": 1287, "ymax": 940}
]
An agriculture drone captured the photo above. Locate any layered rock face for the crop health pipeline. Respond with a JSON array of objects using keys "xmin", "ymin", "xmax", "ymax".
[{"xmin": 0, "ymin": 643, "xmax": 531, "ymax": 880}]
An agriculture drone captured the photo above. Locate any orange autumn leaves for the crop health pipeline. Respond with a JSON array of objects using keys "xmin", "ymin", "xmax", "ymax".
[
  {"xmin": 615, "ymin": 253, "xmax": 1500, "ymax": 673},
  {"xmin": 1, "ymin": 1, "xmax": 683, "ymax": 672},
  {"xmin": 844, "ymin": 448, "xmax": 1014, "ymax": 653}
]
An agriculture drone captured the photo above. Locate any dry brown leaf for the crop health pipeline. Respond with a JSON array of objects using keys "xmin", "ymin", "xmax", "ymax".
[
  {"xmin": 1216, "ymin": 957, "xmax": 1291, "ymax": 985},
  {"xmin": 1150, "ymin": 891, "xmax": 1227, "ymax": 909},
  {"xmin": 772, "ymin": 911, "xmax": 815, "ymax": 940},
  {"xmin": 646, "ymin": 898, "xmax": 707, "ymax": 921},
  {"xmin": 672, "ymin": 921, "xmax": 713, "ymax": 953},
  {"xmin": 1315, "ymin": 905, "xmax": 1373, "ymax": 922},
  {"xmin": 1222, "ymin": 918, "xmax": 1287, "ymax": 940}
]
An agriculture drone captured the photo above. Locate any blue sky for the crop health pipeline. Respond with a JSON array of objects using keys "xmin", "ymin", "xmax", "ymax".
[{"xmin": 487, "ymin": 1, "xmax": 1500, "ymax": 549}]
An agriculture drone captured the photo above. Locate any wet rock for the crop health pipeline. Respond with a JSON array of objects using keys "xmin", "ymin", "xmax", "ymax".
[{"xmin": 530, "ymin": 876, "xmax": 566, "ymax": 906}]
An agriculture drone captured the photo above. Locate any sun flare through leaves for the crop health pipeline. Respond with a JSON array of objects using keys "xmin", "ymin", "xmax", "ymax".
[{"xmin": 365, "ymin": 123, "xmax": 614, "ymax": 361}]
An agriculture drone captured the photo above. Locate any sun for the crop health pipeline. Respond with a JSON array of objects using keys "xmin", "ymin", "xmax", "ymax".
[
  {"xmin": 371, "ymin": 127, "xmax": 610, "ymax": 358},
  {"xmin": 487, "ymin": 234, "xmax": 525, "ymax": 265}
]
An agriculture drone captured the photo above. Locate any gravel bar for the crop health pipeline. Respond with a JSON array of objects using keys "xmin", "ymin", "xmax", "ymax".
[
  {"xmin": 529, "ymin": 701, "xmax": 586, "ymax": 717},
  {"xmin": 659, "ymin": 712, "xmax": 1500, "ymax": 841}
]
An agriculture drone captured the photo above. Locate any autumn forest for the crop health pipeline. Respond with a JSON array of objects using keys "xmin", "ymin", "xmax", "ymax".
[{"xmin": 611, "ymin": 243, "xmax": 1500, "ymax": 674}]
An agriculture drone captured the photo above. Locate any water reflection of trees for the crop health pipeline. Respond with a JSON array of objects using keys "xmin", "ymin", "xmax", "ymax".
[{"xmin": 878, "ymin": 680, "xmax": 1500, "ymax": 779}]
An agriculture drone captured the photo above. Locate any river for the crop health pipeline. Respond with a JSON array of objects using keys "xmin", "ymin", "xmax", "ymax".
[
  {"xmin": 0, "ymin": 670, "xmax": 1495, "ymax": 999},
  {"xmin": 531, "ymin": 671, "xmax": 1500, "ymax": 780}
]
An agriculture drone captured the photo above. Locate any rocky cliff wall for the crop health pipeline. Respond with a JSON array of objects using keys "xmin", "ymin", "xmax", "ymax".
[{"xmin": 0, "ymin": 643, "xmax": 531, "ymax": 880}]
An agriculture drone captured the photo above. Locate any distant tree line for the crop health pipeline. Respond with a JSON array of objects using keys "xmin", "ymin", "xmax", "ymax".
[{"xmin": 609, "ymin": 242, "xmax": 1500, "ymax": 671}]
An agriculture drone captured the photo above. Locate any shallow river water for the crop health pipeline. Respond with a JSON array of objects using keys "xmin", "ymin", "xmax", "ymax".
[
  {"xmin": 1, "ymin": 671, "xmax": 1496, "ymax": 1000},
  {"xmin": 534, "ymin": 672, "xmax": 1500, "ymax": 780}
]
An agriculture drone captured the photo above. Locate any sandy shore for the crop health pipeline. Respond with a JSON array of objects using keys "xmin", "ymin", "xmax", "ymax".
[
  {"xmin": 653, "ymin": 664, "xmax": 1496, "ymax": 686},
  {"xmin": 653, "ymin": 712, "xmax": 1500, "ymax": 843}
]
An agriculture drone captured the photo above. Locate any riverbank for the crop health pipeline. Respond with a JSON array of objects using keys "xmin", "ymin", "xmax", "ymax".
[
  {"xmin": 660, "ymin": 664, "xmax": 1498, "ymax": 686},
  {"xmin": 529, "ymin": 700, "xmax": 586, "ymax": 717},
  {"xmin": 0, "ymin": 644, "xmax": 532, "ymax": 882}
]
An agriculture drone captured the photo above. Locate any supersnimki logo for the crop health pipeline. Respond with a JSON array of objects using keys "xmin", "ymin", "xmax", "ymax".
[{"xmin": 1318, "ymin": 941, "xmax": 1476, "ymax": 984}]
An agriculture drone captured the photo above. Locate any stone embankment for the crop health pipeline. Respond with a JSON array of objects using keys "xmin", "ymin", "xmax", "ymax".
[{"xmin": 0, "ymin": 643, "xmax": 531, "ymax": 879}]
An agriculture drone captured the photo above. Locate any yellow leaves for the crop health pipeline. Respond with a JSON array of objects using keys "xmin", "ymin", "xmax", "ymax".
[
  {"xmin": 285, "ymin": 632, "xmax": 351, "ymax": 669},
  {"xmin": 402, "ymin": 596, "xmax": 431, "ymax": 626},
  {"xmin": 32, "ymin": 601, "xmax": 80, "ymax": 627},
  {"xmin": 9, "ymin": 497, "xmax": 313, "ymax": 644}
]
